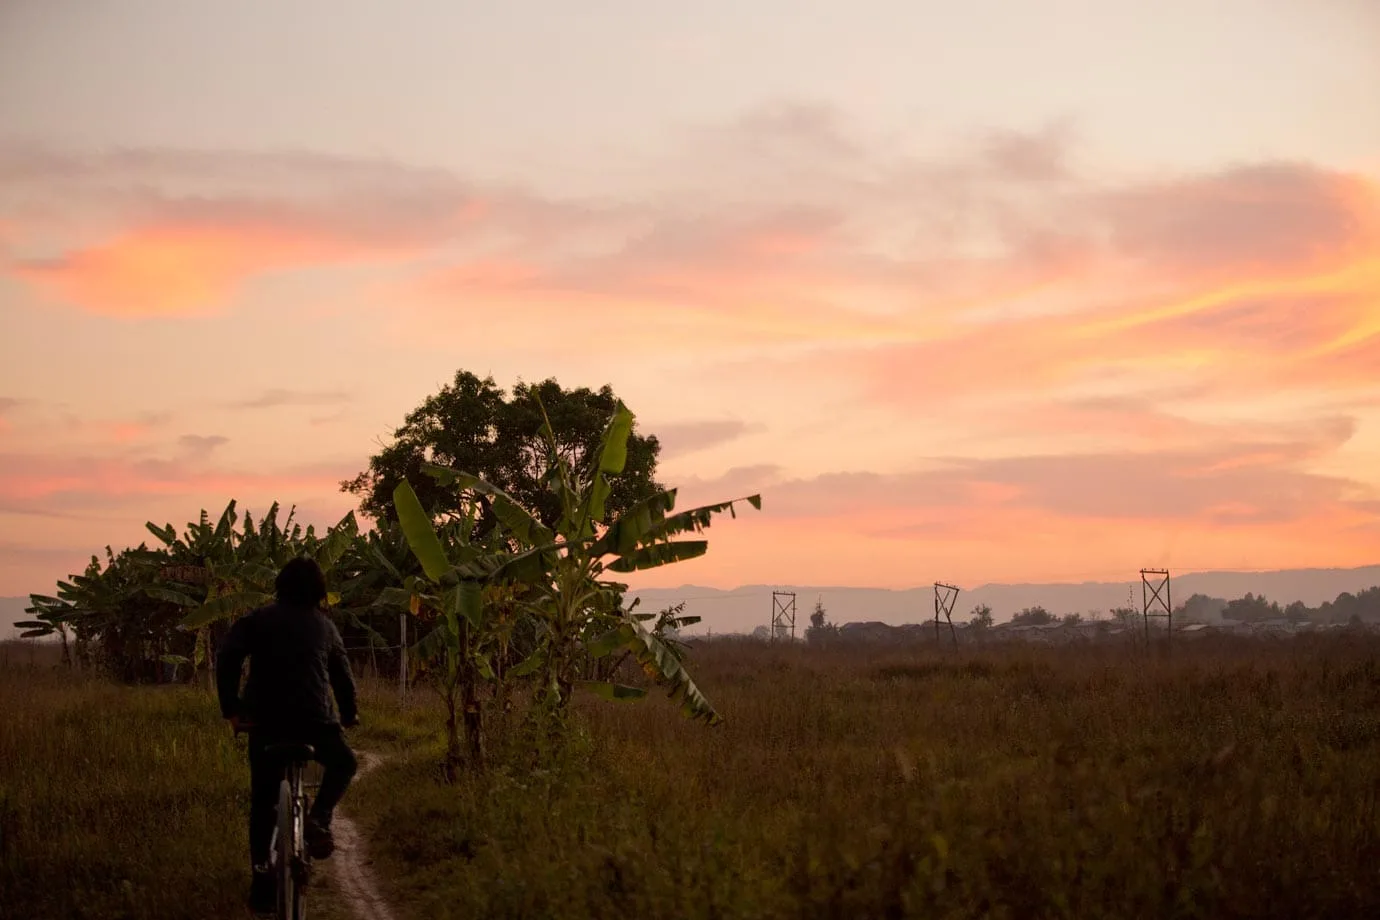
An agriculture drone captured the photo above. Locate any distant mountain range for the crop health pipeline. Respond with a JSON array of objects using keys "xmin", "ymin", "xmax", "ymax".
[{"xmin": 6, "ymin": 564, "xmax": 1378, "ymax": 640}]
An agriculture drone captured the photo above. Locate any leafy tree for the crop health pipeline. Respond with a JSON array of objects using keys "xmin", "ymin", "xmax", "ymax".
[
  {"xmin": 967, "ymin": 604, "xmax": 993, "ymax": 630},
  {"xmin": 1175, "ymin": 593, "xmax": 1228, "ymax": 624},
  {"xmin": 1010, "ymin": 606, "xmax": 1054, "ymax": 627},
  {"xmin": 1111, "ymin": 607, "xmax": 1140, "ymax": 629},
  {"xmin": 24, "ymin": 500, "xmax": 360, "ymax": 684},
  {"xmin": 391, "ymin": 396, "xmax": 760, "ymax": 763},
  {"xmin": 805, "ymin": 598, "xmax": 838, "ymax": 644},
  {"xmin": 1284, "ymin": 600, "xmax": 1311, "ymax": 624},
  {"xmin": 1321, "ymin": 589, "xmax": 1380, "ymax": 624},
  {"xmin": 23, "ymin": 547, "xmax": 195, "ymax": 682},
  {"xmin": 1223, "ymin": 592, "xmax": 1282, "ymax": 624},
  {"xmin": 331, "ymin": 518, "xmax": 427, "ymax": 673},
  {"xmin": 1061, "ymin": 612, "xmax": 1083, "ymax": 626},
  {"xmin": 341, "ymin": 371, "xmax": 665, "ymax": 531}
]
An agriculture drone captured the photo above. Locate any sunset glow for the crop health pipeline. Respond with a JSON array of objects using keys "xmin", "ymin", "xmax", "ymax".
[{"xmin": 2, "ymin": 0, "xmax": 1378, "ymax": 599}]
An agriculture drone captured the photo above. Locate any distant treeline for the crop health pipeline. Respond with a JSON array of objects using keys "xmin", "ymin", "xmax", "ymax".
[{"xmin": 1174, "ymin": 587, "xmax": 1380, "ymax": 625}]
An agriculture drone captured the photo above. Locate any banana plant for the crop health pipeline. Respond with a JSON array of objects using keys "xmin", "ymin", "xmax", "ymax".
[
  {"xmin": 169, "ymin": 502, "xmax": 360, "ymax": 630},
  {"xmin": 25, "ymin": 546, "xmax": 197, "ymax": 680},
  {"xmin": 374, "ymin": 496, "xmax": 503, "ymax": 776},
  {"xmin": 586, "ymin": 600, "xmax": 699, "ymax": 682},
  {"xmin": 394, "ymin": 397, "xmax": 760, "ymax": 727}
]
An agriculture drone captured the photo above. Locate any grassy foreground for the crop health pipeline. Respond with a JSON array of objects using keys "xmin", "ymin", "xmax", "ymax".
[
  {"xmin": 6, "ymin": 636, "xmax": 1380, "ymax": 918},
  {"xmin": 348, "ymin": 636, "xmax": 1380, "ymax": 919},
  {"xmin": 0, "ymin": 642, "xmax": 253, "ymax": 919}
]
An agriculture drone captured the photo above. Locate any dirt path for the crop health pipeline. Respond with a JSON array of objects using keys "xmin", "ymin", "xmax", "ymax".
[{"xmin": 329, "ymin": 751, "xmax": 398, "ymax": 920}]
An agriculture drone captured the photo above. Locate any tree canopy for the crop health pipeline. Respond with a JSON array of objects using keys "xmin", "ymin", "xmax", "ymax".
[
  {"xmin": 341, "ymin": 371, "xmax": 665, "ymax": 529},
  {"xmin": 1010, "ymin": 605, "xmax": 1055, "ymax": 626}
]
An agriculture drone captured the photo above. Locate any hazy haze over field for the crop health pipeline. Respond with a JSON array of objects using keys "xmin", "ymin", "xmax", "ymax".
[{"xmin": 2, "ymin": 1, "xmax": 1378, "ymax": 597}]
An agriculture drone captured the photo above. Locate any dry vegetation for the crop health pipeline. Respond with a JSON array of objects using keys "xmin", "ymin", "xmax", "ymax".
[
  {"xmin": 0, "ymin": 641, "xmax": 251, "ymax": 919},
  {"xmin": 349, "ymin": 634, "xmax": 1380, "ymax": 919},
  {"xmin": 6, "ymin": 635, "xmax": 1380, "ymax": 919}
]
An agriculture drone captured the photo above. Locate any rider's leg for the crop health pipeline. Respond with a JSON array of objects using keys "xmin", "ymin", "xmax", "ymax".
[
  {"xmin": 308, "ymin": 725, "xmax": 358, "ymax": 827},
  {"xmin": 247, "ymin": 734, "xmax": 283, "ymax": 866}
]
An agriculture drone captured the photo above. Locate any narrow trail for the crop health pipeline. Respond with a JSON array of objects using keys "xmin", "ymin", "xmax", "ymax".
[{"xmin": 329, "ymin": 751, "xmax": 398, "ymax": 920}]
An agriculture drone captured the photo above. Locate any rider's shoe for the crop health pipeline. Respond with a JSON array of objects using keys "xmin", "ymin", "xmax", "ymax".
[
  {"xmin": 305, "ymin": 816, "xmax": 335, "ymax": 860},
  {"xmin": 249, "ymin": 864, "xmax": 275, "ymax": 915}
]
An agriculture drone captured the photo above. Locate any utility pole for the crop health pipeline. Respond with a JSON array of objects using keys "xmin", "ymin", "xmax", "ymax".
[
  {"xmin": 1140, "ymin": 568, "xmax": 1172, "ymax": 646},
  {"xmin": 770, "ymin": 591, "xmax": 797, "ymax": 641},
  {"xmin": 934, "ymin": 582, "xmax": 960, "ymax": 647}
]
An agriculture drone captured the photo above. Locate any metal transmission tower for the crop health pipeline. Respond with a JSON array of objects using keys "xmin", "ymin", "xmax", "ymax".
[
  {"xmin": 934, "ymin": 582, "xmax": 960, "ymax": 647},
  {"xmin": 1140, "ymin": 568, "xmax": 1172, "ymax": 644},
  {"xmin": 770, "ymin": 591, "xmax": 797, "ymax": 641}
]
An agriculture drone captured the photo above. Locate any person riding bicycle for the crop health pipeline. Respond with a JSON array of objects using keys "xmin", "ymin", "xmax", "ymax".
[{"xmin": 216, "ymin": 556, "xmax": 360, "ymax": 914}]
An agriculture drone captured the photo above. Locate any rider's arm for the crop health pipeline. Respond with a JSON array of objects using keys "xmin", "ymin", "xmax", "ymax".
[
  {"xmin": 326, "ymin": 622, "xmax": 358, "ymax": 726},
  {"xmin": 216, "ymin": 614, "xmax": 253, "ymax": 720}
]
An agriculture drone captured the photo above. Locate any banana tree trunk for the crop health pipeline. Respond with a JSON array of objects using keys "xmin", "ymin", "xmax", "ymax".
[
  {"xmin": 443, "ymin": 681, "xmax": 462, "ymax": 782},
  {"xmin": 462, "ymin": 676, "xmax": 484, "ymax": 767}
]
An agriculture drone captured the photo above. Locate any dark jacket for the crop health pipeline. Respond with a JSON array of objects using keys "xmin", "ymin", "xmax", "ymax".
[{"xmin": 216, "ymin": 602, "xmax": 358, "ymax": 734}]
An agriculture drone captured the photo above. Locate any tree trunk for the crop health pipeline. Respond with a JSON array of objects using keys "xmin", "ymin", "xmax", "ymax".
[
  {"xmin": 443, "ymin": 684, "xmax": 462, "ymax": 783},
  {"xmin": 462, "ymin": 675, "xmax": 484, "ymax": 768}
]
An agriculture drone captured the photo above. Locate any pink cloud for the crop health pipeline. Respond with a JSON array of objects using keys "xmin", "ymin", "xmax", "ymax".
[
  {"xmin": 629, "ymin": 426, "xmax": 1380, "ymax": 589},
  {"xmin": 0, "ymin": 450, "xmax": 355, "ymax": 515},
  {"xmin": 0, "ymin": 146, "xmax": 595, "ymax": 316}
]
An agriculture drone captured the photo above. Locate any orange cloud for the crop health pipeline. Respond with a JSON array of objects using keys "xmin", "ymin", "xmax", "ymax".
[
  {"xmin": 13, "ymin": 223, "xmax": 371, "ymax": 316},
  {"xmin": 0, "ymin": 146, "xmax": 553, "ymax": 316},
  {"xmin": 774, "ymin": 242, "xmax": 1380, "ymax": 417}
]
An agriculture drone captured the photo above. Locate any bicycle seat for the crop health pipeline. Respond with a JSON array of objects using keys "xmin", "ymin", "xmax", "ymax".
[{"xmin": 265, "ymin": 742, "xmax": 315, "ymax": 762}]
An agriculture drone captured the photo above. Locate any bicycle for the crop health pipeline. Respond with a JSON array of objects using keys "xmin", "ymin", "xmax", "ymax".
[
  {"xmin": 234, "ymin": 721, "xmax": 321, "ymax": 920},
  {"xmin": 264, "ymin": 741, "xmax": 319, "ymax": 920}
]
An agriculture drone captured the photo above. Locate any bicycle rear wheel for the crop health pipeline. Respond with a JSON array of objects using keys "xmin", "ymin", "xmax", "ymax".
[{"xmin": 276, "ymin": 777, "xmax": 296, "ymax": 919}]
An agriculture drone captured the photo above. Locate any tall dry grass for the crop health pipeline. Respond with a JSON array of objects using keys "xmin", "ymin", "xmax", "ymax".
[
  {"xmin": 1, "ymin": 641, "xmax": 265, "ymax": 919},
  {"xmin": 348, "ymin": 635, "xmax": 1380, "ymax": 919},
  {"xmin": 7, "ymin": 634, "xmax": 1380, "ymax": 918}
]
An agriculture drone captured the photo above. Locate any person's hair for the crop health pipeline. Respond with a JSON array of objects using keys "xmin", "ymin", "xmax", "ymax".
[{"xmin": 275, "ymin": 556, "xmax": 328, "ymax": 608}]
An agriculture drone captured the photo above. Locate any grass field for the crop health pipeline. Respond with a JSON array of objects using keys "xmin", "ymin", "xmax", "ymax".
[
  {"xmin": 0, "ymin": 641, "xmax": 254, "ymax": 919},
  {"xmin": 6, "ymin": 635, "xmax": 1380, "ymax": 918}
]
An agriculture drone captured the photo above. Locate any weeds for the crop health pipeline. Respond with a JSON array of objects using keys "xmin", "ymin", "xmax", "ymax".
[{"xmin": 7, "ymin": 635, "xmax": 1380, "ymax": 918}]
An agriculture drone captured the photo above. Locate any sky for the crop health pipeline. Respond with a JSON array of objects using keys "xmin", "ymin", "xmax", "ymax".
[{"xmin": 1, "ymin": 0, "xmax": 1378, "ymax": 597}]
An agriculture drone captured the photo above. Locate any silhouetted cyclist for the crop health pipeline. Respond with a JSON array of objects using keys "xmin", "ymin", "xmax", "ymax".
[{"xmin": 217, "ymin": 556, "xmax": 359, "ymax": 914}]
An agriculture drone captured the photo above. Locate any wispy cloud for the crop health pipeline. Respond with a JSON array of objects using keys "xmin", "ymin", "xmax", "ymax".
[
  {"xmin": 654, "ymin": 420, "xmax": 766, "ymax": 458},
  {"xmin": 70, "ymin": 411, "xmax": 174, "ymax": 444},
  {"xmin": 685, "ymin": 415, "xmax": 1368, "ymax": 526},
  {"xmin": 177, "ymin": 434, "xmax": 229, "ymax": 456},
  {"xmin": 308, "ymin": 408, "xmax": 350, "ymax": 427},
  {"xmin": 0, "ymin": 449, "xmax": 356, "ymax": 515},
  {"xmin": 226, "ymin": 389, "xmax": 352, "ymax": 410},
  {"xmin": 0, "ymin": 145, "xmax": 611, "ymax": 316}
]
